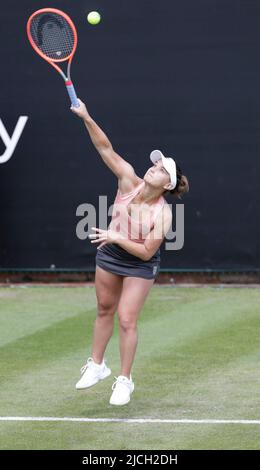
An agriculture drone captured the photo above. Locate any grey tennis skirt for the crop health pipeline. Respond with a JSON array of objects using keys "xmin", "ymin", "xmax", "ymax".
[{"xmin": 96, "ymin": 243, "xmax": 160, "ymax": 280}]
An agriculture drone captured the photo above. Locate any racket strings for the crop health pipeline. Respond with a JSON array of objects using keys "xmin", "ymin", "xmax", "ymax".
[{"xmin": 29, "ymin": 12, "xmax": 75, "ymax": 60}]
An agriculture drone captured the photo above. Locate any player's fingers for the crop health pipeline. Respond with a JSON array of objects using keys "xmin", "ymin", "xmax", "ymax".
[
  {"xmin": 91, "ymin": 237, "xmax": 106, "ymax": 244},
  {"xmin": 97, "ymin": 241, "xmax": 107, "ymax": 250},
  {"xmin": 91, "ymin": 227, "xmax": 104, "ymax": 233},
  {"xmin": 70, "ymin": 101, "xmax": 83, "ymax": 112}
]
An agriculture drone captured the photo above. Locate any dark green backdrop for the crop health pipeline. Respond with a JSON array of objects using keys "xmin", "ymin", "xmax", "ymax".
[{"xmin": 1, "ymin": 0, "xmax": 260, "ymax": 271}]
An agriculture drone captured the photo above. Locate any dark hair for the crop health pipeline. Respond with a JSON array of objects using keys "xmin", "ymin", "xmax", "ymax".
[{"xmin": 163, "ymin": 163, "xmax": 189, "ymax": 199}]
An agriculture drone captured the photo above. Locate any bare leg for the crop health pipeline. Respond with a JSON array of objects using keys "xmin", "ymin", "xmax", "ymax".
[
  {"xmin": 117, "ymin": 276, "xmax": 154, "ymax": 378},
  {"xmin": 91, "ymin": 266, "xmax": 123, "ymax": 364}
]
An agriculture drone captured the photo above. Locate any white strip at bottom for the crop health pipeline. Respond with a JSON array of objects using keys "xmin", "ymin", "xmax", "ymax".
[{"xmin": 0, "ymin": 417, "xmax": 259, "ymax": 424}]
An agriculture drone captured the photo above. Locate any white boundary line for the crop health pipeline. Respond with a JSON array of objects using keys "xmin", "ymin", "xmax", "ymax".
[{"xmin": 0, "ymin": 417, "xmax": 260, "ymax": 424}]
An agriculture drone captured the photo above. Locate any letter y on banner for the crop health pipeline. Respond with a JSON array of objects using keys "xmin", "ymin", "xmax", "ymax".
[{"xmin": 0, "ymin": 116, "xmax": 28, "ymax": 164}]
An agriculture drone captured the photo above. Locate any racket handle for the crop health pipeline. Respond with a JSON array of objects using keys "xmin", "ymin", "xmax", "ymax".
[{"xmin": 65, "ymin": 81, "xmax": 80, "ymax": 107}]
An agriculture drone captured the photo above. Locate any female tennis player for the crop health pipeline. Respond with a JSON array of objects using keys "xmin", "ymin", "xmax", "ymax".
[{"xmin": 71, "ymin": 99, "xmax": 189, "ymax": 405}]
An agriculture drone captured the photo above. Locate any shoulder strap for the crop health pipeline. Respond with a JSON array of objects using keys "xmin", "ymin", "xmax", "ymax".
[{"xmin": 118, "ymin": 180, "xmax": 145, "ymax": 200}]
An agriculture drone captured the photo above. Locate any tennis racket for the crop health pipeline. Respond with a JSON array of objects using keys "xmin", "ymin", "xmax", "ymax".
[{"xmin": 26, "ymin": 8, "xmax": 79, "ymax": 107}]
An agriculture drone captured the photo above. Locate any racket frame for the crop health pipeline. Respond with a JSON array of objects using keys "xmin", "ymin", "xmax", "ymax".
[{"xmin": 26, "ymin": 8, "xmax": 79, "ymax": 106}]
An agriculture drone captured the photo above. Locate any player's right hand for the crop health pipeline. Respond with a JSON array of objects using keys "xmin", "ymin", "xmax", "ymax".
[{"xmin": 70, "ymin": 98, "xmax": 90, "ymax": 120}]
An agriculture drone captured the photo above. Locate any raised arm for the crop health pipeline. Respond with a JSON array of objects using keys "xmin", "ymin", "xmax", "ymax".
[{"xmin": 71, "ymin": 99, "xmax": 140, "ymax": 191}]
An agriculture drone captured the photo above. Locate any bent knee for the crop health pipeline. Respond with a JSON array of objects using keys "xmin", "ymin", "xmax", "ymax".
[
  {"xmin": 97, "ymin": 301, "xmax": 117, "ymax": 318},
  {"xmin": 118, "ymin": 316, "xmax": 137, "ymax": 331}
]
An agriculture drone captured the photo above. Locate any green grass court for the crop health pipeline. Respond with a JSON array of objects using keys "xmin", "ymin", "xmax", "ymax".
[{"xmin": 0, "ymin": 285, "xmax": 259, "ymax": 450}]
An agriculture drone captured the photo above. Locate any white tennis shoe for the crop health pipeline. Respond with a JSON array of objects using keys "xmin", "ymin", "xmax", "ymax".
[
  {"xmin": 109, "ymin": 375, "xmax": 134, "ymax": 406},
  {"xmin": 75, "ymin": 357, "xmax": 111, "ymax": 390}
]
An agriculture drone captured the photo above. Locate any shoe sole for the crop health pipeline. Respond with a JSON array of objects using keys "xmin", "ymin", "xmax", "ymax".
[
  {"xmin": 109, "ymin": 384, "xmax": 134, "ymax": 405},
  {"xmin": 109, "ymin": 397, "xmax": 131, "ymax": 406},
  {"xmin": 76, "ymin": 368, "xmax": 111, "ymax": 390}
]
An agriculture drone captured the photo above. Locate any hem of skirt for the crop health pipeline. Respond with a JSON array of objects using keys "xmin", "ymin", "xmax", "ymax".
[{"xmin": 96, "ymin": 262, "xmax": 157, "ymax": 280}]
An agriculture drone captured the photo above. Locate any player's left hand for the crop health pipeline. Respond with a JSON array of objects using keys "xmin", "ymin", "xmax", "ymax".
[{"xmin": 88, "ymin": 227, "xmax": 122, "ymax": 250}]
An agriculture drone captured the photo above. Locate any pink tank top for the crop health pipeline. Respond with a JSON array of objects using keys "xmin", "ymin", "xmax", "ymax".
[{"xmin": 108, "ymin": 180, "xmax": 166, "ymax": 244}]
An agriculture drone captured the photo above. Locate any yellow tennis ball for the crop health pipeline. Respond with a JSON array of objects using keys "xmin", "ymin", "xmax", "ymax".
[{"xmin": 87, "ymin": 11, "xmax": 101, "ymax": 25}]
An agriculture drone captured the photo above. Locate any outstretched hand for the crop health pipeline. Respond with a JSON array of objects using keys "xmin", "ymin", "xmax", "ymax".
[{"xmin": 88, "ymin": 227, "xmax": 122, "ymax": 250}]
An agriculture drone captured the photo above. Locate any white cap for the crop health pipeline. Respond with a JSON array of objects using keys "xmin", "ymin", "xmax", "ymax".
[{"xmin": 150, "ymin": 150, "xmax": 177, "ymax": 189}]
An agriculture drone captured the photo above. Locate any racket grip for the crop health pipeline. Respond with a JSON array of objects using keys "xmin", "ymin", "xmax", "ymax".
[{"xmin": 65, "ymin": 81, "xmax": 80, "ymax": 107}]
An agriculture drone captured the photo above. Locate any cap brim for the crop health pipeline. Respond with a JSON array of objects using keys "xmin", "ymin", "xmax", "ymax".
[
  {"xmin": 149, "ymin": 149, "xmax": 177, "ymax": 189},
  {"xmin": 150, "ymin": 149, "xmax": 164, "ymax": 164}
]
